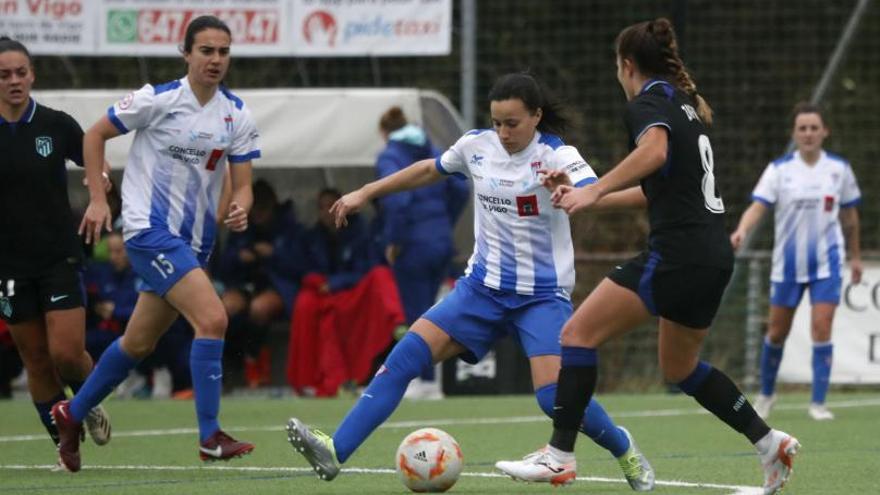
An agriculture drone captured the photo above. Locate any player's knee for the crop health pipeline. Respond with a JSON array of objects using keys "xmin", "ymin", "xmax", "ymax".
[
  {"xmin": 193, "ymin": 309, "xmax": 228, "ymax": 338},
  {"xmin": 120, "ymin": 338, "xmax": 156, "ymax": 359}
]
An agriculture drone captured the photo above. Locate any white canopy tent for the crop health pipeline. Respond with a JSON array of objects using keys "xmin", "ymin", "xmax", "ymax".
[{"xmin": 34, "ymin": 88, "xmax": 464, "ymax": 169}]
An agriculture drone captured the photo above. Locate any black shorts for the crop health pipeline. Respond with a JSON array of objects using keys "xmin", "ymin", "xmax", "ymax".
[
  {"xmin": 0, "ymin": 260, "xmax": 85, "ymax": 324},
  {"xmin": 607, "ymin": 252, "xmax": 732, "ymax": 329}
]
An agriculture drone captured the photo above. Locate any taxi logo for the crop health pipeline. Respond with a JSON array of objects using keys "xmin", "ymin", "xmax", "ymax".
[{"xmin": 35, "ymin": 136, "xmax": 53, "ymax": 158}]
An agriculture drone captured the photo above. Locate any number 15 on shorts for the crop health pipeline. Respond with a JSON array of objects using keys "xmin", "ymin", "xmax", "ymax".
[{"xmin": 151, "ymin": 253, "xmax": 175, "ymax": 279}]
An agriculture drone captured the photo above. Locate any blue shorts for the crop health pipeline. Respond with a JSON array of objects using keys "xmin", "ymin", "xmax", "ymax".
[
  {"xmin": 125, "ymin": 229, "xmax": 206, "ymax": 296},
  {"xmin": 422, "ymin": 277, "xmax": 571, "ymax": 364},
  {"xmin": 770, "ymin": 277, "xmax": 841, "ymax": 308}
]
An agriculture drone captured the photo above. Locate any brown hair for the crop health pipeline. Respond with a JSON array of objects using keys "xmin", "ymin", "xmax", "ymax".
[
  {"xmin": 616, "ymin": 17, "xmax": 713, "ymax": 126},
  {"xmin": 790, "ymin": 101, "xmax": 826, "ymax": 127},
  {"xmin": 379, "ymin": 106, "xmax": 408, "ymax": 133}
]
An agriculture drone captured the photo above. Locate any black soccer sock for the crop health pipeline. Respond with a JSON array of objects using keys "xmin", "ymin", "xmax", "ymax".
[
  {"xmin": 678, "ymin": 361, "xmax": 770, "ymax": 444},
  {"xmin": 34, "ymin": 391, "xmax": 66, "ymax": 446},
  {"xmin": 550, "ymin": 347, "xmax": 598, "ymax": 453}
]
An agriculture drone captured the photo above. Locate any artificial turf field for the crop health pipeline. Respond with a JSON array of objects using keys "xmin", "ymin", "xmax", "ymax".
[{"xmin": 1, "ymin": 392, "xmax": 878, "ymax": 494}]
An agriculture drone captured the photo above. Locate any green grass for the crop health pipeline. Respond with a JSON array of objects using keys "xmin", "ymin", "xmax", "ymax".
[{"xmin": 1, "ymin": 392, "xmax": 878, "ymax": 494}]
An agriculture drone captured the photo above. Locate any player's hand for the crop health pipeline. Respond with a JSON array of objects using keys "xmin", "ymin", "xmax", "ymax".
[
  {"xmin": 552, "ymin": 184, "xmax": 600, "ymax": 214},
  {"xmin": 851, "ymin": 258, "xmax": 863, "ymax": 285},
  {"xmin": 224, "ymin": 202, "xmax": 248, "ymax": 232},
  {"xmin": 79, "ymin": 200, "xmax": 112, "ymax": 244},
  {"xmin": 537, "ymin": 169, "xmax": 572, "ymax": 192},
  {"xmin": 330, "ymin": 189, "xmax": 367, "ymax": 228},
  {"xmin": 730, "ymin": 230, "xmax": 746, "ymax": 251}
]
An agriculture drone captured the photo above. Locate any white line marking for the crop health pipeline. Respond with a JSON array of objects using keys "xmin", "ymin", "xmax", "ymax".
[
  {"xmin": 0, "ymin": 464, "xmax": 762, "ymax": 493},
  {"xmin": 2, "ymin": 396, "xmax": 878, "ymax": 443}
]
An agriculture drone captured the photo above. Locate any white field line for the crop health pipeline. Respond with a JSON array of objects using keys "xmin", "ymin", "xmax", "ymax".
[
  {"xmin": 2, "ymin": 396, "xmax": 879, "ymax": 443},
  {"xmin": 0, "ymin": 463, "xmax": 762, "ymax": 494}
]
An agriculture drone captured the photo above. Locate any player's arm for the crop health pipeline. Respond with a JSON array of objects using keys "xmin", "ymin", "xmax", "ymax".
[
  {"xmin": 594, "ymin": 186, "xmax": 647, "ymax": 209},
  {"xmin": 552, "ymin": 127, "xmax": 666, "ymax": 214},
  {"xmin": 331, "ymin": 158, "xmax": 442, "ymax": 227},
  {"xmin": 225, "ymin": 161, "xmax": 253, "ymax": 233},
  {"xmin": 839, "ymin": 206, "xmax": 862, "ymax": 284},
  {"xmin": 729, "ymin": 201, "xmax": 769, "ymax": 251},
  {"xmin": 80, "ymin": 116, "xmax": 122, "ymax": 243}
]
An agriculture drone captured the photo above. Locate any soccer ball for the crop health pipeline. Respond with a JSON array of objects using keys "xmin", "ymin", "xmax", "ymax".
[{"xmin": 395, "ymin": 428, "xmax": 463, "ymax": 492}]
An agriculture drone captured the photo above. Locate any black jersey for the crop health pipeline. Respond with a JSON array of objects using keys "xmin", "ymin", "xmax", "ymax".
[
  {"xmin": 624, "ymin": 80, "xmax": 733, "ymax": 269},
  {"xmin": 0, "ymin": 99, "xmax": 85, "ymax": 277}
]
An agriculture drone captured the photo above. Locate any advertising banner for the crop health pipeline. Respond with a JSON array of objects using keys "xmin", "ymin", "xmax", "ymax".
[
  {"xmin": 0, "ymin": 0, "xmax": 95, "ymax": 55},
  {"xmin": 291, "ymin": 0, "xmax": 451, "ymax": 56},
  {"xmin": 778, "ymin": 263, "xmax": 880, "ymax": 384},
  {"xmin": 96, "ymin": 0, "xmax": 289, "ymax": 56}
]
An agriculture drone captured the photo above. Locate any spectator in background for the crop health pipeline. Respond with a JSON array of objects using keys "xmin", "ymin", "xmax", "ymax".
[
  {"xmin": 731, "ymin": 102, "xmax": 862, "ymax": 421},
  {"xmin": 217, "ymin": 179, "xmax": 305, "ymax": 388},
  {"xmin": 286, "ymin": 188, "xmax": 404, "ymax": 397},
  {"xmin": 374, "ymin": 107, "xmax": 469, "ymax": 400}
]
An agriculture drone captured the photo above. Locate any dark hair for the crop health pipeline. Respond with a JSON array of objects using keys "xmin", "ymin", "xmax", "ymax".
[
  {"xmin": 379, "ymin": 106, "xmax": 408, "ymax": 133},
  {"xmin": 616, "ymin": 18, "xmax": 713, "ymax": 126},
  {"xmin": 182, "ymin": 15, "xmax": 231, "ymax": 53},
  {"xmin": 790, "ymin": 101, "xmax": 826, "ymax": 127},
  {"xmin": 252, "ymin": 178, "xmax": 279, "ymax": 212},
  {"xmin": 0, "ymin": 36, "xmax": 32, "ymax": 64},
  {"xmin": 487, "ymin": 72, "xmax": 569, "ymax": 135},
  {"xmin": 318, "ymin": 187, "xmax": 342, "ymax": 203}
]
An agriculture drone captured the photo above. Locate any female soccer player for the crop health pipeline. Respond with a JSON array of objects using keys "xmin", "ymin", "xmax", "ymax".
[
  {"xmin": 0, "ymin": 37, "xmax": 111, "ymax": 460},
  {"xmin": 287, "ymin": 73, "xmax": 655, "ymax": 492},
  {"xmin": 495, "ymin": 19, "xmax": 799, "ymax": 495},
  {"xmin": 51, "ymin": 15, "xmax": 260, "ymax": 472},
  {"xmin": 731, "ymin": 102, "xmax": 861, "ymax": 421}
]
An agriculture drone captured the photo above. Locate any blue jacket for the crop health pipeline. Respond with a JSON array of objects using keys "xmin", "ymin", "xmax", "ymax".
[
  {"xmin": 84, "ymin": 261, "xmax": 138, "ymax": 324},
  {"xmin": 302, "ymin": 214, "xmax": 374, "ymax": 292},
  {"xmin": 375, "ymin": 125, "xmax": 469, "ymax": 249}
]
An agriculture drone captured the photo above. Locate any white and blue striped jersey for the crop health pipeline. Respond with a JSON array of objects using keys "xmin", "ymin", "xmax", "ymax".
[
  {"xmin": 752, "ymin": 150, "xmax": 861, "ymax": 283},
  {"xmin": 436, "ymin": 130, "xmax": 597, "ymax": 298},
  {"xmin": 108, "ymin": 77, "xmax": 260, "ymax": 255}
]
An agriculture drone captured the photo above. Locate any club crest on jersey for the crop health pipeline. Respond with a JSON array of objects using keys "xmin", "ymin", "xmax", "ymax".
[
  {"xmin": 224, "ymin": 114, "xmax": 234, "ymax": 133},
  {"xmin": 530, "ymin": 161, "xmax": 542, "ymax": 178},
  {"xmin": 0, "ymin": 297, "xmax": 11, "ymax": 318},
  {"xmin": 35, "ymin": 136, "xmax": 53, "ymax": 157},
  {"xmin": 516, "ymin": 195, "xmax": 539, "ymax": 217}
]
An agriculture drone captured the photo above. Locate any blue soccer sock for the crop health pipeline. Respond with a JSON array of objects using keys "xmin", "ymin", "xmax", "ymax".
[
  {"xmin": 34, "ymin": 391, "xmax": 66, "ymax": 446},
  {"xmin": 333, "ymin": 332, "xmax": 432, "ymax": 463},
  {"xmin": 420, "ymin": 364, "xmax": 435, "ymax": 381},
  {"xmin": 70, "ymin": 340, "xmax": 139, "ymax": 422},
  {"xmin": 811, "ymin": 342, "xmax": 833, "ymax": 404},
  {"xmin": 759, "ymin": 337, "xmax": 784, "ymax": 396},
  {"xmin": 536, "ymin": 383, "xmax": 630, "ymax": 458},
  {"xmin": 191, "ymin": 338, "xmax": 225, "ymax": 442}
]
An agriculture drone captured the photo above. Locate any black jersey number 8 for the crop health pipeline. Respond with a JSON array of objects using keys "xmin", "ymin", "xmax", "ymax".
[{"xmin": 698, "ymin": 135, "xmax": 725, "ymax": 214}]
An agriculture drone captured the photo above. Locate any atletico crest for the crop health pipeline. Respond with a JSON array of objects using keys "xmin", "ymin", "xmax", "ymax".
[{"xmin": 35, "ymin": 136, "xmax": 53, "ymax": 158}]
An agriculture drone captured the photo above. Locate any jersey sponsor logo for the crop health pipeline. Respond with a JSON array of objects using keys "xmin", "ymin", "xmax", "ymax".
[
  {"xmin": 168, "ymin": 145, "xmax": 207, "ymax": 164},
  {"xmin": 477, "ymin": 193, "xmax": 512, "ymax": 213},
  {"xmin": 516, "ymin": 195, "xmax": 539, "ymax": 217},
  {"xmin": 563, "ymin": 161, "xmax": 588, "ymax": 175},
  {"xmin": 35, "ymin": 136, "xmax": 53, "ymax": 157},
  {"xmin": 189, "ymin": 131, "xmax": 215, "ymax": 142},
  {"xmin": 824, "ymin": 195, "xmax": 834, "ymax": 212}
]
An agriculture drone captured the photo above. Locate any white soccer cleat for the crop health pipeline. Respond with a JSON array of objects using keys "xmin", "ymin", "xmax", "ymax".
[
  {"xmin": 495, "ymin": 447, "xmax": 576, "ymax": 486},
  {"xmin": 807, "ymin": 403, "xmax": 834, "ymax": 421},
  {"xmin": 753, "ymin": 394, "xmax": 776, "ymax": 420},
  {"xmin": 758, "ymin": 430, "xmax": 800, "ymax": 495},
  {"xmin": 617, "ymin": 427, "xmax": 655, "ymax": 491},
  {"xmin": 84, "ymin": 405, "xmax": 112, "ymax": 446}
]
